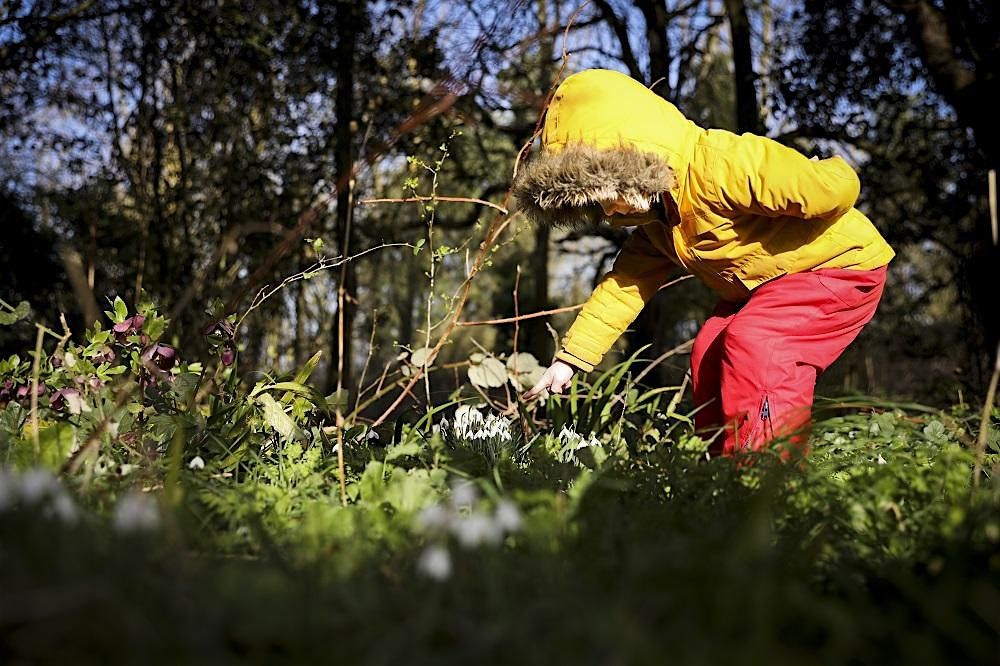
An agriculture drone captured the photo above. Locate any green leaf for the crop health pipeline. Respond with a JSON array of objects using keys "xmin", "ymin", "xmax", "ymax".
[
  {"xmin": 256, "ymin": 393, "xmax": 302, "ymax": 441},
  {"xmin": 409, "ymin": 347, "xmax": 435, "ymax": 368},
  {"xmin": 384, "ymin": 440, "xmax": 424, "ymax": 462},
  {"xmin": 267, "ymin": 381, "xmax": 313, "ymax": 397},
  {"xmin": 144, "ymin": 317, "xmax": 166, "ymax": 341},
  {"xmin": 506, "ymin": 352, "xmax": 544, "ymax": 390},
  {"xmin": 36, "ymin": 422, "xmax": 78, "ymax": 469},
  {"xmin": 325, "ymin": 388, "xmax": 349, "ymax": 411},
  {"xmin": 0, "ymin": 300, "xmax": 30, "ymax": 326},
  {"xmin": 468, "ymin": 356, "xmax": 506, "ymax": 388},
  {"xmin": 112, "ymin": 296, "xmax": 128, "ymax": 322},
  {"xmin": 293, "ymin": 351, "xmax": 323, "ymax": 384},
  {"xmin": 383, "ymin": 468, "xmax": 442, "ymax": 513}
]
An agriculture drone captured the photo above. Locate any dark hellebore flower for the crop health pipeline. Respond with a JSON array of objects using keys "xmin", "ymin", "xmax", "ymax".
[
  {"xmin": 93, "ymin": 345, "xmax": 117, "ymax": 365},
  {"xmin": 143, "ymin": 343, "xmax": 178, "ymax": 372},
  {"xmin": 113, "ymin": 314, "xmax": 146, "ymax": 342},
  {"xmin": 203, "ymin": 318, "xmax": 235, "ymax": 340},
  {"xmin": 49, "ymin": 387, "xmax": 81, "ymax": 411},
  {"xmin": 15, "ymin": 382, "xmax": 46, "ymax": 401}
]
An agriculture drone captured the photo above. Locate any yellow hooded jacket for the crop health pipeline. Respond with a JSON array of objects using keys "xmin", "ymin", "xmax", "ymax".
[{"xmin": 515, "ymin": 69, "xmax": 894, "ymax": 372}]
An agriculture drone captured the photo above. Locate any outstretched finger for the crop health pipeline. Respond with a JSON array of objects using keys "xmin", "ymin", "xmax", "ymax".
[{"xmin": 523, "ymin": 380, "xmax": 549, "ymax": 400}]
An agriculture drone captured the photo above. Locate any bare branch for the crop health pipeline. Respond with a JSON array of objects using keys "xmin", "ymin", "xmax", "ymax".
[{"xmin": 361, "ymin": 195, "xmax": 508, "ymax": 214}]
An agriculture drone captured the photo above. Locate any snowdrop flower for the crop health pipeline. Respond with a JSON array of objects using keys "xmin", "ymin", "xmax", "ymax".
[
  {"xmin": 495, "ymin": 500, "xmax": 522, "ymax": 532},
  {"xmin": 18, "ymin": 468, "xmax": 60, "ymax": 503},
  {"xmin": 93, "ymin": 457, "xmax": 113, "ymax": 476},
  {"xmin": 417, "ymin": 544, "xmax": 452, "ymax": 581},
  {"xmin": 446, "ymin": 406, "xmax": 513, "ymax": 444},
  {"xmin": 558, "ymin": 425, "xmax": 601, "ymax": 450},
  {"xmin": 0, "ymin": 468, "xmax": 78, "ymax": 523},
  {"xmin": 555, "ymin": 425, "xmax": 603, "ymax": 464},
  {"xmin": 46, "ymin": 492, "xmax": 78, "ymax": 524},
  {"xmin": 112, "ymin": 492, "xmax": 160, "ymax": 532},
  {"xmin": 417, "ymin": 503, "xmax": 450, "ymax": 533},
  {"xmin": 451, "ymin": 481, "xmax": 479, "ymax": 508},
  {"xmin": 454, "ymin": 513, "xmax": 503, "ymax": 549},
  {"xmin": 188, "ymin": 456, "xmax": 205, "ymax": 470}
]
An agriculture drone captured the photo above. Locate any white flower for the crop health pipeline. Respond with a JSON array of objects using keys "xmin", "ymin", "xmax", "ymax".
[
  {"xmin": 188, "ymin": 456, "xmax": 205, "ymax": 470},
  {"xmin": 557, "ymin": 425, "xmax": 600, "ymax": 451},
  {"xmin": 112, "ymin": 492, "xmax": 160, "ymax": 532},
  {"xmin": 18, "ymin": 468, "xmax": 59, "ymax": 503},
  {"xmin": 450, "ymin": 481, "xmax": 479, "ymax": 508},
  {"xmin": 417, "ymin": 503, "xmax": 450, "ymax": 533},
  {"xmin": 0, "ymin": 468, "xmax": 78, "ymax": 522},
  {"xmin": 449, "ymin": 406, "xmax": 513, "ymax": 444},
  {"xmin": 417, "ymin": 544, "xmax": 452, "ymax": 581},
  {"xmin": 453, "ymin": 513, "xmax": 503, "ymax": 548},
  {"xmin": 46, "ymin": 492, "xmax": 78, "ymax": 524},
  {"xmin": 93, "ymin": 457, "xmax": 113, "ymax": 476},
  {"xmin": 495, "ymin": 500, "xmax": 522, "ymax": 532}
]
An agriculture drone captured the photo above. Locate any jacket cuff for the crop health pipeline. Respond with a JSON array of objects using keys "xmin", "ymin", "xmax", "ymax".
[{"xmin": 555, "ymin": 349, "xmax": 596, "ymax": 373}]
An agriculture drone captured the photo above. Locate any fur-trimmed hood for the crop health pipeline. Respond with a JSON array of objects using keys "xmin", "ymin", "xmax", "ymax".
[
  {"xmin": 513, "ymin": 69, "xmax": 701, "ymax": 227},
  {"xmin": 513, "ymin": 144, "xmax": 676, "ymax": 228}
]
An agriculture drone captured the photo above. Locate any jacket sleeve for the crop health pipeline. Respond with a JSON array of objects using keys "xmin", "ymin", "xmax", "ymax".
[
  {"xmin": 555, "ymin": 226, "xmax": 675, "ymax": 372},
  {"xmin": 708, "ymin": 132, "xmax": 861, "ymax": 221}
]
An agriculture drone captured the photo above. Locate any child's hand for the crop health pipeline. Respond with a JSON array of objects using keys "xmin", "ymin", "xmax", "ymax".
[{"xmin": 523, "ymin": 360, "xmax": 576, "ymax": 400}]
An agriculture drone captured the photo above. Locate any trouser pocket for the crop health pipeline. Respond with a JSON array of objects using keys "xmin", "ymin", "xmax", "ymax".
[{"xmin": 740, "ymin": 392, "xmax": 773, "ymax": 451}]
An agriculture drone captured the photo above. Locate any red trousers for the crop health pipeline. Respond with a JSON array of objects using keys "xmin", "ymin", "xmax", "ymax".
[{"xmin": 690, "ymin": 266, "xmax": 887, "ymax": 456}]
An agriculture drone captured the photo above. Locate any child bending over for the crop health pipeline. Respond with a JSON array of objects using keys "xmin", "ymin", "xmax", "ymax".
[{"xmin": 515, "ymin": 69, "xmax": 893, "ymax": 455}]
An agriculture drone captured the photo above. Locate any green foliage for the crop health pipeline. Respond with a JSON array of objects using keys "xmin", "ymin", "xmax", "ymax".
[{"xmin": 1, "ymin": 298, "xmax": 998, "ymax": 663}]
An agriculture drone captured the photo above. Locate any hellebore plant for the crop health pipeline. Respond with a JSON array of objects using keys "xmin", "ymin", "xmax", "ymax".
[
  {"xmin": 203, "ymin": 318, "xmax": 237, "ymax": 367},
  {"xmin": 113, "ymin": 314, "xmax": 147, "ymax": 344}
]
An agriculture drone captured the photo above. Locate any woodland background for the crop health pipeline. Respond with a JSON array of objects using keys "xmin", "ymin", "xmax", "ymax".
[
  {"xmin": 2, "ymin": 0, "xmax": 998, "ymax": 408},
  {"xmin": 2, "ymin": 3, "xmax": 999, "ymax": 663}
]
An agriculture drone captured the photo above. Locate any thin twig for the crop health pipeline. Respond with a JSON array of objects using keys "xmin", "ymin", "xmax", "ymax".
[
  {"xmin": 460, "ymin": 303, "xmax": 584, "ymax": 327},
  {"xmin": 512, "ymin": 266, "xmax": 522, "ymax": 354},
  {"xmin": 234, "ymin": 242, "xmax": 411, "ymax": 335},
  {"xmin": 666, "ymin": 371, "xmax": 691, "ymax": 414},
  {"xmin": 973, "ymin": 340, "xmax": 1000, "ymax": 488},
  {"xmin": 988, "ymin": 168, "xmax": 997, "ymax": 246},
  {"xmin": 352, "ymin": 309, "xmax": 379, "ymax": 416},
  {"xmin": 458, "ymin": 275, "xmax": 692, "ymax": 327},
  {"xmin": 30, "ymin": 326, "xmax": 43, "ymax": 458},
  {"xmin": 632, "ymin": 338, "xmax": 695, "ymax": 386},
  {"xmin": 360, "ymin": 195, "xmax": 507, "ymax": 214},
  {"xmin": 333, "ymin": 175, "xmax": 357, "ymax": 507}
]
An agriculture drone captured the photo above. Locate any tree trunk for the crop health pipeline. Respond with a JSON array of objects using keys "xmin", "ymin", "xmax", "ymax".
[
  {"xmin": 327, "ymin": 0, "xmax": 359, "ymax": 393},
  {"xmin": 723, "ymin": 0, "xmax": 761, "ymax": 134},
  {"xmin": 634, "ymin": 0, "xmax": 672, "ymax": 96},
  {"xmin": 892, "ymin": 0, "xmax": 1000, "ymax": 358},
  {"xmin": 524, "ymin": 0, "xmax": 555, "ymax": 361}
]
